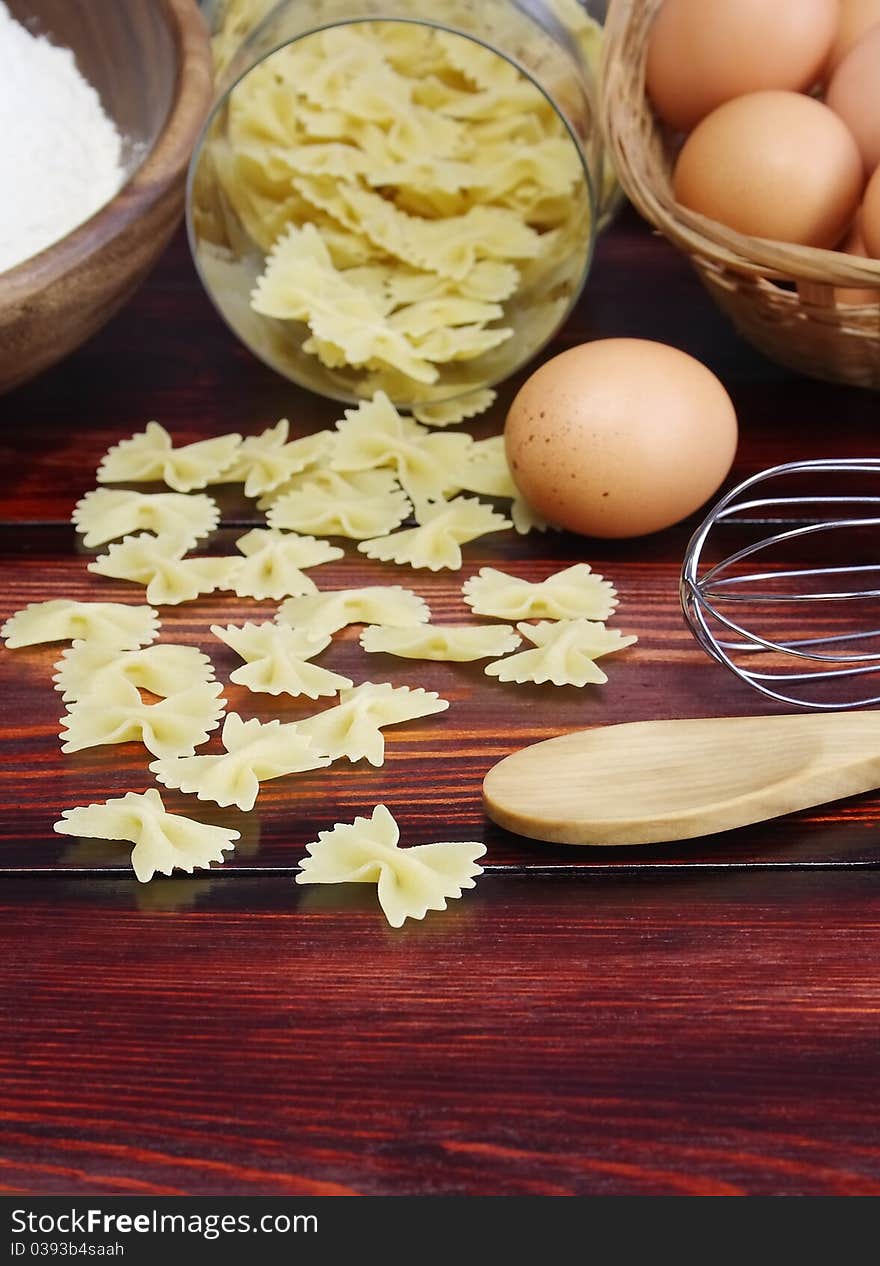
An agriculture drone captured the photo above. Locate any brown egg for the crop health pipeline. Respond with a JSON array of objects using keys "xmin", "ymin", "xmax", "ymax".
[
  {"xmin": 646, "ymin": 0, "xmax": 839, "ymax": 131},
  {"xmin": 861, "ymin": 165, "xmax": 880, "ymax": 256},
  {"xmin": 673, "ymin": 91, "xmax": 863, "ymax": 247},
  {"xmin": 504, "ymin": 339, "xmax": 738, "ymax": 540},
  {"xmin": 827, "ymin": 26, "xmax": 880, "ymax": 172},
  {"xmin": 834, "ymin": 219, "xmax": 879, "ymax": 303},
  {"xmin": 829, "ymin": 0, "xmax": 880, "ymax": 70}
]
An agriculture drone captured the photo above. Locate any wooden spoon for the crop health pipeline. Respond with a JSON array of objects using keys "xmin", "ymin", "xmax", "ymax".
[{"xmin": 482, "ymin": 712, "xmax": 880, "ymax": 846}]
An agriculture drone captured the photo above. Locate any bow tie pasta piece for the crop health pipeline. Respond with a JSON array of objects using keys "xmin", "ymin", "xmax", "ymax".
[
  {"xmin": 54, "ymin": 788, "xmax": 239, "ymax": 883},
  {"xmin": 1, "ymin": 600, "xmax": 159, "ymax": 650},
  {"xmin": 292, "ymin": 177, "xmax": 541, "ymax": 281},
  {"xmin": 408, "ymin": 323, "xmax": 513, "ymax": 365},
  {"xmin": 211, "ymin": 620, "xmax": 352, "ymax": 699},
  {"xmin": 277, "ymin": 586, "xmax": 430, "ymax": 638},
  {"xmin": 332, "ymin": 392, "xmax": 473, "ymax": 503},
  {"xmin": 360, "ymin": 622, "xmax": 520, "ymax": 661},
  {"xmin": 255, "ymin": 465, "xmax": 397, "ymax": 512},
  {"xmin": 96, "ymin": 422, "xmax": 242, "ymax": 493},
  {"xmin": 60, "ymin": 678, "xmax": 226, "ymax": 758},
  {"xmin": 358, "ymin": 496, "xmax": 510, "ymax": 571},
  {"xmin": 150, "ymin": 712, "xmax": 330, "ymax": 813},
  {"xmin": 72, "ymin": 489, "xmax": 220, "ymax": 549},
  {"xmin": 388, "ymin": 298, "xmax": 505, "ymax": 340},
  {"xmin": 217, "ymin": 419, "xmax": 334, "ymax": 497},
  {"xmin": 88, "ymin": 534, "xmax": 243, "ymax": 607},
  {"xmin": 465, "ymin": 141, "xmax": 582, "ymax": 219},
  {"xmin": 296, "ymin": 682, "xmax": 448, "ymax": 767},
  {"xmin": 485, "ymin": 620, "xmax": 638, "ymax": 688},
  {"xmin": 251, "ymin": 223, "xmax": 439, "ymax": 385},
  {"xmin": 411, "ymin": 388, "xmax": 496, "ymax": 428},
  {"xmin": 453, "ymin": 435, "xmax": 518, "ymax": 499},
  {"xmin": 296, "ymin": 803, "xmax": 486, "ymax": 928},
  {"xmin": 385, "ymin": 262, "xmax": 520, "ymax": 308},
  {"xmin": 463, "ymin": 564, "xmax": 619, "ymax": 622},
  {"xmin": 432, "ymin": 27, "xmax": 523, "ymax": 92},
  {"xmin": 511, "ymin": 495, "xmax": 552, "ymax": 536},
  {"xmin": 53, "ymin": 641, "xmax": 215, "ymax": 704},
  {"xmin": 267, "ymin": 470, "xmax": 411, "ymax": 539},
  {"xmin": 232, "ymin": 528, "xmax": 343, "ymax": 601},
  {"xmin": 256, "ymin": 140, "xmax": 374, "ymax": 184}
]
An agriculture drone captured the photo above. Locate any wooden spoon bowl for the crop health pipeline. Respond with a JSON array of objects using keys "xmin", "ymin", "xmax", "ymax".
[{"xmin": 0, "ymin": 0, "xmax": 213, "ymax": 394}]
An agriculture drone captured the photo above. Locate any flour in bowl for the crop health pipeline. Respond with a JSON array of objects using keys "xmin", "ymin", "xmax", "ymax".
[{"xmin": 0, "ymin": 1, "xmax": 124, "ymax": 272}]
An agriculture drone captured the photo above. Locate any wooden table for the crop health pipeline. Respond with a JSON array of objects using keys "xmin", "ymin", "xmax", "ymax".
[{"xmin": 2, "ymin": 209, "xmax": 880, "ymax": 1197}]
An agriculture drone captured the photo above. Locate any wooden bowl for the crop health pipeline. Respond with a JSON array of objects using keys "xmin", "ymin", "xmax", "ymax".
[{"xmin": 0, "ymin": 0, "xmax": 213, "ymax": 394}]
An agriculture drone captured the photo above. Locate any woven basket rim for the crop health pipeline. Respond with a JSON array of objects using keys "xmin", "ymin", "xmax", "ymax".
[{"xmin": 600, "ymin": 0, "xmax": 880, "ymax": 288}]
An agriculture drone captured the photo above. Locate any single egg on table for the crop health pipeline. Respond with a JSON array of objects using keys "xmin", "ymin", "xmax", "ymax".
[
  {"xmin": 646, "ymin": 0, "xmax": 839, "ymax": 131},
  {"xmin": 504, "ymin": 338, "xmax": 738, "ymax": 539},
  {"xmin": 673, "ymin": 90, "xmax": 864, "ymax": 248}
]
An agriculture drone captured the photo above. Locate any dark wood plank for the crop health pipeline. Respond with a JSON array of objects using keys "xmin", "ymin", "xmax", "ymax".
[
  {"xmin": 1, "ymin": 870, "xmax": 880, "ymax": 1196},
  {"xmin": 4, "ymin": 528, "xmax": 880, "ymax": 872}
]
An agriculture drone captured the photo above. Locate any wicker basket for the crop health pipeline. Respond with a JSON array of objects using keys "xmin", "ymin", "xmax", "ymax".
[{"xmin": 600, "ymin": 0, "xmax": 880, "ymax": 389}]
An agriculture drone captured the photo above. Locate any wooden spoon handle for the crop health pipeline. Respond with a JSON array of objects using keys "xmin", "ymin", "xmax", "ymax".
[{"xmin": 483, "ymin": 711, "xmax": 880, "ymax": 846}]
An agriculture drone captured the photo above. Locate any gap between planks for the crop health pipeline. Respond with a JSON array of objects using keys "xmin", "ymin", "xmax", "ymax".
[{"xmin": 2, "ymin": 860, "xmax": 880, "ymax": 878}]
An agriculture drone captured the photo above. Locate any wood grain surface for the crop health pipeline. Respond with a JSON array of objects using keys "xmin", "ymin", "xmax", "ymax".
[{"xmin": 1, "ymin": 210, "xmax": 880, "ymax": 1195}]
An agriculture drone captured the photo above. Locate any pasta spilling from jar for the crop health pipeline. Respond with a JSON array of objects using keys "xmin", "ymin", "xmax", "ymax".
[{"xmin": 194, "ymin": 19, "xmax": 592, "ymax": 404}]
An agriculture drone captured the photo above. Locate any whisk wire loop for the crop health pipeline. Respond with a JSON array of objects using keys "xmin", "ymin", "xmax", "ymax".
[{"xmin": 681, "ymin": 458, "xmax": 880, "ymax": 709}]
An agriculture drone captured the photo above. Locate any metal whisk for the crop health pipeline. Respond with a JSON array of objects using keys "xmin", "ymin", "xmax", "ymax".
[{"xmin": 681, "ymin": 459, "xmax": 880, "ymax": 710}]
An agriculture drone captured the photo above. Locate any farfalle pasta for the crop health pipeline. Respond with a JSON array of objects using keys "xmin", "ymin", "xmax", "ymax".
[
  {"xmin": 150, "ymin": 711, "xmax": 330, "ymax": 812},
  {"xmin": 331, "ymin": 392, "xmax": 472, "ymax": 504},
  {"xmin": 463, "ymin": 564, "xmax": 618, "ymax": 622},
  {"xmin": 60, "ymin": 678, "xmax": 226, "ymax": 758},
  {"xmin": 96, "ymin": 422, "xmax": 242, "ymax": 493},
  {"xmin": 254, "ymin": 465, "xmax": 391, "ymax": 512},
  {"xmin": 54, "ymin": 788, "xmax": 239, "ymax": 882},
  {"xmin": 218, "ymin": 418, "xmax": 334, "ymax": 497},
  {"xmin": 53, "ymin": 641, "xmax": 215, "ymax": 704},
  {"xmin": 231, "ymin": 528, "xmax": 343, "ymax": 601},
  {"xmin": 277, "ymin": 586, "xmax": 430, "ymax": 638},
  {"xmin": 445, "ymin": 437, "xmax": 553, "ymax": 534},
  {"xmin": 359, "ymin": 496, "xmax": 510, "ymax": 571},
  {"xmin": 267, "ymin": 469, "xmax": 411, "ymax": 539},
  {"xmin": 88, "ymin": 533, "xmax": 242, "ymax": 606},
  {"xmin": 296, "ymin": 803, "xmax": 485, "ymax": 927},
  {"xmin": 252, "ymin": 224, "xmax": 441, "ymax": 385},
  {"xmin": 485, "ymin": 619, "xmax": 638, "ymax": 687},
  {"xmin": 511, "ymin": 496, "xmax": 551, "ymax": 536},
  {"xmin": 72, "ymin": 488, "xmax": 220, "ymax": 549},
  {"xmin": 453, "ymin": 435, "xmax": 517, "ymax": 499},
  {"xmin": 411, "ymin": 388, "xmax": 496, "ymax": 428},
  {"xmin": 360, "ymin": 622, "xmax": 520, "ymax": 662},
  {"xmin": 211, "ymin": 620, "xmax": 352, "ymax": 699},
  {"xmin": 202, "ymin": 18, "xmax": 591, "ymax": 403},
  {"xmin": 295, "ymin": 681, "xmax": 448, "ymax": 766},
  {"xmin": 1, "ymin": 600, "xmax": 160, "ymax": 650}
]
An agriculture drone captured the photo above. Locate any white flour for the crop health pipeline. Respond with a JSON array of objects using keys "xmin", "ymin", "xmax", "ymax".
[{"xmin": 0, "ymin": 1, "xmax": 124, "ymax": 272}]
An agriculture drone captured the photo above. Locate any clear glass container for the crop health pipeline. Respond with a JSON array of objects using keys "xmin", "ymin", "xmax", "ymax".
[{"xmin": 189, "ymin": 0, "xmax": 602, "ymax": 408}]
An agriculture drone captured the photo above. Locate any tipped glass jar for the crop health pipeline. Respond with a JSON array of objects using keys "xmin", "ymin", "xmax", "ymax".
[{"xmin": 189, "ymin": 0, "xmax": 604, "ymax": 408}]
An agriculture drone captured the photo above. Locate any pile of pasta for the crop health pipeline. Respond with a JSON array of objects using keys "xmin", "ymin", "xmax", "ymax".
[
  {"xmin": 207, "ymin": 17, "xmax": 592, "ymax": 404},
  {"xmin": 0, "ymin": 400, "xmax": 636, "ymax": 924},
  {"xmin": 208, "ymin": 0, "xmax": 618, "ymax": 212}
]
